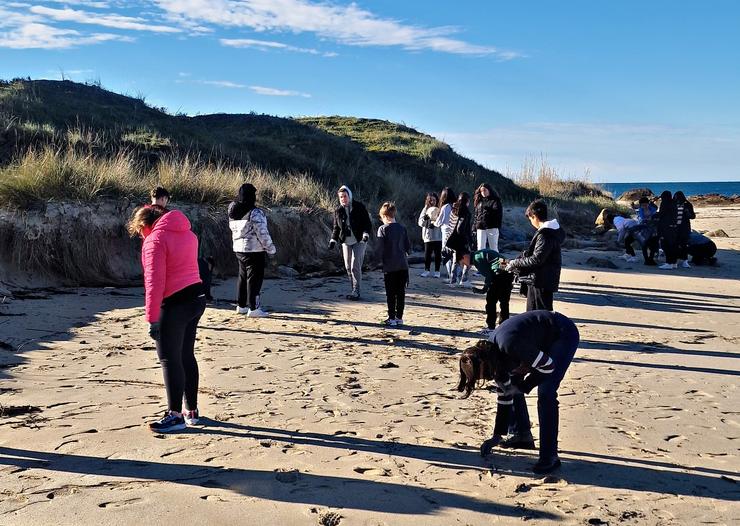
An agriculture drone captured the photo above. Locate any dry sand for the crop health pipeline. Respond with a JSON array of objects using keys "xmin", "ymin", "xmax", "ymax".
[{"xmin": 1, "ymin": 206, "xmax": 739, "ymax": 525}]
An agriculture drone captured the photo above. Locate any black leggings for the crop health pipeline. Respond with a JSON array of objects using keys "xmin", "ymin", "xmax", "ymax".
[
  {"xmin": 625, "ymin": 234, "xmax": 658, "ymax": 262},
  {"xmin": 156, "ymin": 295, "xmax": 206, "ymax": 413},
  {"xmin": 236, "ymin": 252, "xmax": 266, "ymax": 309},
  {"xmin": 424, "ymin": 241, "xmax": 442, "ymax": 271},
  {"xmin": 384, "ymin": 269, "xmax": 409, "ymax": 319}
]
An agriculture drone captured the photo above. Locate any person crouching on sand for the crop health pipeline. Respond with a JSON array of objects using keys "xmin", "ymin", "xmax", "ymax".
[
  {"xmin": 128, "ymin": 205, "xmax": 206, "ymax": 433},
  {"xmin": 456, "ymin": 310, "xmax": 580, "ymax": 474},
  {"xmin": 377, "ymin": 202, "xmax": 411, "ymax": 327}
]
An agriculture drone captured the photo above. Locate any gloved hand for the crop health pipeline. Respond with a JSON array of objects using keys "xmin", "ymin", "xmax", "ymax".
[
  {"xmin": 480, "ymin": 435, "xmax": 502, "ymax": 456},
  {"xmin": 328, "ymin": 239, "xmax": 337, "ymax": 250},
  {"xmin": 149, "ymin": 322, "xmax": 161, "ymax": 341},
  {"xmin": 361, "ymin": 233, "xmax": 370, "ymax": 243}
]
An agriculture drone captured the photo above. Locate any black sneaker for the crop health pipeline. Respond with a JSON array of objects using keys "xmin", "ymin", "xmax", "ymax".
[
  {"xmin": 532, "ymin": 457, "xmax": 562, "ymax": 474},
  {"xmin": 149, "ymin": 411, "xmax": 186, "ymax": 433},
  {"xmin": 499, "ymin": 434, "xmax": 536, "ymax": 450}
]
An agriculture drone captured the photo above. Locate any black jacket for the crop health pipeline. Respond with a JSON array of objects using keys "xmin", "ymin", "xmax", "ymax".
[
  {"xmin": 474, "ymin": 196, "xmax": 503, "ymax": 229},
  {"xmin": 509, "ymin": 222, "xmax": 566, "ymax": 292},
  {"xmin": 676, "ymin": 202, "xmax": 695, "ymax": 238},
  {"xmin": 331, "ymin": 201, "xmax": 373, "ymax": 244}
]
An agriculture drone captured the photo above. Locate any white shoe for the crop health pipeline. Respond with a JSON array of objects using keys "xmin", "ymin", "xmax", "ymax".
[
  {"xmin": 681, "ymin": 260, "xmax": 691, "ymax": 268},
  {"xmin": 419, "ymin": 271, "xmax": 430, "ymax": 277},
  {"xmin": 247, "ymin": 308, "xmax": 269, "ymax": 318},
  {"xmin": 459, "ymin": 280, "xmax": 473, "ymax": 289},
  {"xmin": 434, "ymin": 271, "xmax": 441, "ymax": 278},
  {"xmin": 447, "ymin": 281, "xmax": 458, "ymax": 288},
  {"xmin": 658, "ymin": 263, "xmax": 674, "ymax": 270},
  {"xmin": 236, "ymin": 306, "xmax": 249, "ymax": 314},
  {"xmin": 618, "ymin": 253, "xmax": 631, "ymax": 260},
  {"xmin": 625, "ymin": 256, "xmax": 638, "ymax": 263}
]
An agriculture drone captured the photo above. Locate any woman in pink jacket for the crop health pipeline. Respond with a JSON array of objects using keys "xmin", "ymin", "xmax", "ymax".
[{"xmin": 128, "ymin": 205, "xmax": 206, "ymax": 433}]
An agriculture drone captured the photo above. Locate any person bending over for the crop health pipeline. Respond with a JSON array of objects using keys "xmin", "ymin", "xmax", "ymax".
[
  {"xmin": 471, "ymin": 249, "xmax": 514, "ymax": 336},
  {"xmin": 456, "ymin": 310, "xmax": 580, "ymax": 474}
]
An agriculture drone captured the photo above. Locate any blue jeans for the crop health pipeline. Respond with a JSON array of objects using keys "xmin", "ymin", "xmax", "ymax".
[{"xmin": 509, "ymin": 313, "xmax": 580, "ymax": 460}]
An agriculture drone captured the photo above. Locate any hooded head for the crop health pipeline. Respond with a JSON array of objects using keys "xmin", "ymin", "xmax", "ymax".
[
  {"xmin": 674, "ymin": 191, "xmax": 687, "ymax": 204},
  {"xmin": 338, "ymin": 185, "xmax": 353, "ymax": 207},
  {"xmin": 229, "ymin": 183, "xmax": 257, "ymax": 220}
]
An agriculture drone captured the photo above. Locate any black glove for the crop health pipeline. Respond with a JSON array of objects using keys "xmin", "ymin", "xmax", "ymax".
[
  {"xmin": 328, "ymin": 239, "xmax": 337, "ymax": 250},
  {"xmin": 480, "ymin": 435, "xmax": 502, "ymax": 456},
  {"xmin": 149, "ymin": 322, "xmax": 161, "ymax": 341}
]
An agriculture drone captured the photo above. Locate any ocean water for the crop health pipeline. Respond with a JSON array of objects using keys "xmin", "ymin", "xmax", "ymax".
[{"xmin": 598, "ymin": 181, "xmax": 740, "ymax": 198}]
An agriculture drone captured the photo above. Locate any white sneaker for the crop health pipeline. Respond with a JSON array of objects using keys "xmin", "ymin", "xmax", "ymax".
[
  {"xmin": 236, "ymin": 306, "xmax": 249, "ymax": 314},
  {"xmin": 681, "ymin": 260, "xmax": 691, "ymax": 268},
  {"xmin": 434, "ymin": 271, "xmax": 441, "ymax": 278},
  {"xmin": 626, "ymin": 256, "xmax": 638, "ymax": 263},
  {"xmin": 183, "ymin": 409, "xmax": 199, "ymax": 426},
  {"xmin": 247, "ymin": 307, "xmax": 269, "ymax": 318},
  {"xmin": 459, "ymin": 280, "xmax": 473, "ymax": 289},
  {"xmin": 658, "ymin": 263, "xmax": 674, "ymax": 270},
  {"xmin": 419, "ymin": 271, "xmax": 430, "ymax": 277}
]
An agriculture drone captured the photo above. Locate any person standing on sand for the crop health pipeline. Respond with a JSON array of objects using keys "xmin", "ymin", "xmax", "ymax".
[
  {"xmin": 656, "ymin": 191, "xmax": 678, "ymax": 270},
  {"xmin": 377, "ymin": 202, "xmax": 411, "ymax": 326},
  {"xmin": 674, "ymin": 191, "xmax": 696, "ymax": 269},
  {"xmin": 473, "ymin": 183, "xmax": 503, "ymax": 252},
  {"xmin": 447, "ymin": 192, "xmax": 475, "ymax": 288},
  {"xmin": 127, "ymin": 205, "xmax": 206, "ymax": 433},
  {"xmin": 150, "ymin": 187, "xmax": 171, "ymax": 209},
  {"xmin": 417, "ymin": 192, "xmax": 443, "ymax": 278},
  {"xmin": 434, "ymin": 187, "xmax": 457, "ymax": 280},
  {"xmin": 229, "ymin": 183, "xmax": 276, "ymax": 317},
  {"xmin": 456, "ymin": 310, "xmax": 580, "ymax": 474},
  {"xmin": 471, "ymin": 248, "xmax": 514, "ymax": 336},
  {"xmin": 329, "ymin": 185, "xmax": 373, "ymax": 300},
  {"xmin": 504, "ymin": 200, "xmax": 565, "ymax": 311}
]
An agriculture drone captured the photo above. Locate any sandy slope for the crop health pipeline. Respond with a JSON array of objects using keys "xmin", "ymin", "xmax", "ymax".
[{"xmin": 1, "ymin": 207, "xmax": 738, "ymax": 525}]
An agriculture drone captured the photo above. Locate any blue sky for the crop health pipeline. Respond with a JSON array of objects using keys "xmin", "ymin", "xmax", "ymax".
[{"xmin": 1, "ymin": 0, "xmax": 738, "ymax": 182}]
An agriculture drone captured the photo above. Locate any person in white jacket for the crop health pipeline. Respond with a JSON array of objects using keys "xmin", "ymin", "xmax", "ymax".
[
  {"xmin": 434, "ymin": 187, "xmax": 457, "ymax": 280},
  {"xmin": 228, "ymin": 183, "xmax": 276, "ymax": 317},
  {"xmin": 417, "ymin": 192, "xmax": 443, "ymax": 277}
]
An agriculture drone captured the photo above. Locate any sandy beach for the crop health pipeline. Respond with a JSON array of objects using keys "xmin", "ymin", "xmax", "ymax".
[{"xmin": 1, "ymin": 206, "xmax": 739, "ymax": 525}]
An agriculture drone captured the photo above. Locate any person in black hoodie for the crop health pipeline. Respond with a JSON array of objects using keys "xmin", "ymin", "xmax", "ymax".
[
  {"xmin": 656, "ymin": 190, "xmax": 678, "ymax": 270},
  {"xmin": 456, "ymin": 310, "xmax": 580, "ymax": 474},
  {"xmin": 674, "ymin": 191, "xmax": 696, "ymax": 268},
  {"xmin": 329, "ymin": 185, "xmax": 373, "ymax": 300},
  {"xmin": 505, "ymin": 200, "xmax": 565, "ymax": 311},
  {"xmin": 473, "ymin": 183, "xmax": 503, "ymax": 251}
]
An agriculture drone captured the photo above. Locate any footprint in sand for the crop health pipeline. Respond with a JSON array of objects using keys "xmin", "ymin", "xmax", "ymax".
[{"xmin": 98, "ymin": 498, "xmax": 142, "ymax": 509}]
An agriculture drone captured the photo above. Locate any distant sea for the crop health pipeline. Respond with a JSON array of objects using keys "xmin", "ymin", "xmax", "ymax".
[{"xmin": 597, "ymin": 181, "xmax": 740, "ymax": 198}]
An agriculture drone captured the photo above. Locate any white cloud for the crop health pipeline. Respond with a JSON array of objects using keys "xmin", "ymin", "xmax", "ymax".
[
  {"xmin": 43, "ymin": 0, "xmax": 111, "ymax": 7},
  {"xmin": 0, "ymin": 21, "xmax": 131, "ymax": 49},
  {"xmin": 249, "ymin": 85, "xmax": 311, "ymax": 98},
  {"xmin": 436, "ymin": 122, "xmax": 740, "ymax": 182},
  {"xmin": 220, "ymin": 37, "xmax": 336, "ymax": 57},
  {"xmin": 29, "ymin": 5, "xmax": 182, "ymax": 33},
  {"xmin": 154, "ymin": 0, "xmax": 520, "ymax": 57}
]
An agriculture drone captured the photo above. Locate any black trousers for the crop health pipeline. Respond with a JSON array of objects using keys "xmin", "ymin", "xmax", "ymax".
[
  {"xmin": 156, "ymin": 295, "xmax": 206, "ymax": 413},
  {"xmin": 676, "ymin": 230, "xmax": 690, "ymax": 261},
  {"xmin": 625, "ymin": 234, "xmax": 657, "ymax": 263},
  {"xmin": 424, "ymin": 241, "xmax": 442, "ymax": 271},
  {"xmin": 660, "ymin": 227, "xmax": 678, "ymax": 264},
  {"xmin": 236, "ymin": 252, "xmax": 266, "ymax": 309},
  {"xmin": 526, "ymin": 286, "xmax": 554, "ymax": 311},
  {"xmin": 485, "ymin": 273, "xmax": 514, "ymax": 329},
  {"xmin": 384, "ymin": 269, "xmax": 409, "ymax": 319}
]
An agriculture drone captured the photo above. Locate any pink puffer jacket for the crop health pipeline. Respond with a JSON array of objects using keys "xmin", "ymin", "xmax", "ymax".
[{"xmin": 141, "ymin": 210, "xmax": 201, "ymax": 322}]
